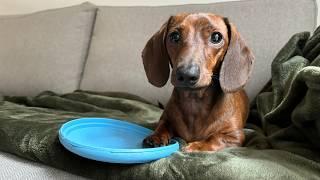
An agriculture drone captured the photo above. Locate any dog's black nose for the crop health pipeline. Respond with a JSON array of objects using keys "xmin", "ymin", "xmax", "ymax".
[{"xmin": 176, "ymin": 64, "xmax": 200, "ymax": 86}]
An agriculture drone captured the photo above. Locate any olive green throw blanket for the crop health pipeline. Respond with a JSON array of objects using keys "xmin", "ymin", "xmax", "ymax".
[{"xmin": 1, "ymin": 27, "xmax": 320, "ymax": 179}]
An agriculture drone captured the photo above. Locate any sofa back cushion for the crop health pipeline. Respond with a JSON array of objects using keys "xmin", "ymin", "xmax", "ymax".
[
  {"xmin": 0, "ymin": 3, "xmax": 97, "ymax": 96},
  {"xmin": 80, "ymin": 0, "xmax": 317, "ymax": 104}
]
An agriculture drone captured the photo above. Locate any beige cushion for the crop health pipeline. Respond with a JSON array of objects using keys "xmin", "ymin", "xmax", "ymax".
[
  {"xmin": 0, "ymin": 3, "xmax": 97, "ymax": 96},
  {"xmin": 80, "ymin": 0, "xmax": 317, "ymax": 104}
]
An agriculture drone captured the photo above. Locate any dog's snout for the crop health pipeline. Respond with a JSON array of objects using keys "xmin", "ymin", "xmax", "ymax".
[{"xmin": 176, "ymin": 64, "xmax": 200, "ymax": 86}]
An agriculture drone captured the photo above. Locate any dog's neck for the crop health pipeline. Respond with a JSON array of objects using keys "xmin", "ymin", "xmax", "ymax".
[
  {"xmin": 172, "ymin": 85, "xmax": 223, "ymax": 139},
  {"xmin": 173, "ymin": 84, "xmax": 222, "ymax": 106}
]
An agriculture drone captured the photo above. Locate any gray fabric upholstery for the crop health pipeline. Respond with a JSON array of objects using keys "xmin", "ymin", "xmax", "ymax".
[
  {"xmin": 0, "ymin": 3, "xmax": 97, "ymax": 96},
  {"xmin": 80, "ymin": 0, "xmax": 317, "ymax": 104},
  {"xmin": 0, "ymin": 152, "xmax": 88, "ymax": 180}
]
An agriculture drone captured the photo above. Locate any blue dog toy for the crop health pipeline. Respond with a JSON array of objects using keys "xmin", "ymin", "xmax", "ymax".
[{"xmin": 59, "ymin": 118, "xmax": 179, "ymax": 164}]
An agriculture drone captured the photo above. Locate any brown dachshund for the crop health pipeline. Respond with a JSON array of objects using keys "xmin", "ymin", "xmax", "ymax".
[{"xmin": 142, "ymin": 13, "xmax": 254, "ymax": 152}]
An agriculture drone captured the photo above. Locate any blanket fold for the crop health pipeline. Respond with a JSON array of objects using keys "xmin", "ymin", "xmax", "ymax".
[{"xmin": 254, "ymin": 27, "xmax": 320, "ymax": 162}]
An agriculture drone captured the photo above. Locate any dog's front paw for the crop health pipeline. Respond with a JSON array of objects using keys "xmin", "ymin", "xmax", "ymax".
[
  {"xmin": 183, "ymin": 141, "xmax": 218, "ymax": 152},
  {"xmin": 183, "ymin": 141, "xmax": 203, "ymax": 152},
  {"xmin": 143, "ymin": 134, "xmax": 170, "ymax": 148}
]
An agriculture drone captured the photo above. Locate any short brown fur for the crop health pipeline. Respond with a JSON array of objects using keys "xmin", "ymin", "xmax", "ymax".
[{"xmin": 142, "ymin": 13, "xmax": 254, "ymax": 152}]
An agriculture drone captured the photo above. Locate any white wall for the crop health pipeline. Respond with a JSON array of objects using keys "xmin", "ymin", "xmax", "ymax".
[{"xmin": 0, "ymin": 0, "xmax": 319, "ymax": 25}]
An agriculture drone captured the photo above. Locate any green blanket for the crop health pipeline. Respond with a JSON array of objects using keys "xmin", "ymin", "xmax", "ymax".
[{"xmin": 1, "ymin": 27, "xmax": 320, "ymax": 179}]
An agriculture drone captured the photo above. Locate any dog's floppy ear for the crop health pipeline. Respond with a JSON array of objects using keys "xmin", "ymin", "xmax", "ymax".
[
  {"xmin": 219, "ymin": 18, "xmax": 255, "ymax": 93},
  {"xmin": 142, "ymin": 17, "xmax": 172, "ymax": 87}
]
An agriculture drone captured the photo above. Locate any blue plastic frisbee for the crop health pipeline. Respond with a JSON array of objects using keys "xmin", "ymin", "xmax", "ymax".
[{"xmin": 59, "ymin": 118, "xmax": 179, "ymax": 164}]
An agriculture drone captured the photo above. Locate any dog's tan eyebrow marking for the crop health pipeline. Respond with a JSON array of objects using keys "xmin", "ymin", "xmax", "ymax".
[
  {"xmin": 202, "ymin": 24, "xmax": 215, "ymax": 31},
  {"xmin": 203, "ymin": 14, "xmax": 219, "ymax": 28},
  {"xmin": 171, "ymin": 26, "xmax": 183, "ymax": 32}
]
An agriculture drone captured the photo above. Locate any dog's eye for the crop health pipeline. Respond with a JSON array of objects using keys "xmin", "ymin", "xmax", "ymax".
[
  {"xmin": 169, "ymin": 31, "xmax": 180, "ymax": 43},
  {"xmin": 210, "ymin": 32, "xmax": 223, "ymax": 44}
]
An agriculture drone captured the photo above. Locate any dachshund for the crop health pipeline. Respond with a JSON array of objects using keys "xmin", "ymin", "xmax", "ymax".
[{"xmin": 141, "ymin": 13, "xmax": 254, "ymax": 152}]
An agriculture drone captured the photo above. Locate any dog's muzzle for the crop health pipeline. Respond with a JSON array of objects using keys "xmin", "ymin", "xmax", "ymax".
[{"xmin": 176, "ymin": 64, "xmax": 200, "ymax": 87}]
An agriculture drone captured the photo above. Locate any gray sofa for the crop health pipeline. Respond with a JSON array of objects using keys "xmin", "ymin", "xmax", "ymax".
[{"xmin": 0, "ymin": 0, "xmax": 317, "ymax": 179}]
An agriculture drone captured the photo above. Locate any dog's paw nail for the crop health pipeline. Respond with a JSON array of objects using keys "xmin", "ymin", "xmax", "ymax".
[
  {"xmin": 143, "ymin": 135, "xmax": 171, "ymax": 148},
  {"xmin": 142, "ymin": 137, "xmax": 155, "ymax": 148}
]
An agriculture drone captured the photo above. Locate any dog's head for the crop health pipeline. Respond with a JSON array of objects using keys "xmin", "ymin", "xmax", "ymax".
[{"xmin": 142, "ymin": 13, "xmax": 254, "ymax": 92}]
